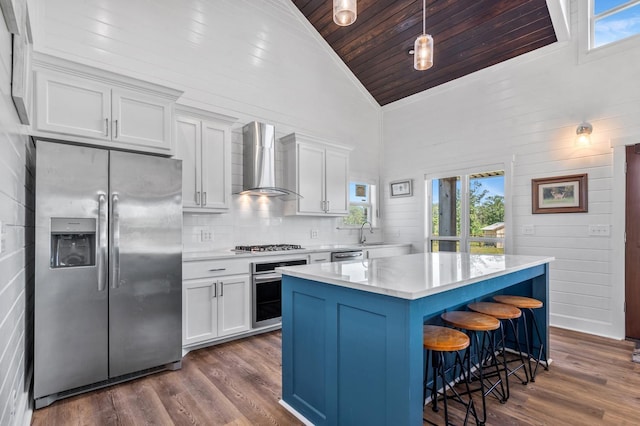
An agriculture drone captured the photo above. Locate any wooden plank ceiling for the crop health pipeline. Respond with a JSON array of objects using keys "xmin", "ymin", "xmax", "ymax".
[{"xmin": 292, "ymin": 0, "xmax": 557, "ymax": 106}]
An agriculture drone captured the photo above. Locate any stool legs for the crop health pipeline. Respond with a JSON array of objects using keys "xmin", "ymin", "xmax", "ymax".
[
  {"xmin": 496, "ymin": 318, "xmax": 530, "ymax": 400},
  {"xmin": 463, "ymin": 330, "xmax": 506, "ymax": 423},
  {"xmin": 424, "ymin": 349, "xmax": 479, "ymax": 425},
  {"xmin": 524, "ymin": 307, "xmax": 549, "ymax": 381}
]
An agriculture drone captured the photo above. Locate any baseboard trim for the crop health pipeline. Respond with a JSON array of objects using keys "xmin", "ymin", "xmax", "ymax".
[{"xmin": 279, "ymin": 399, "xmax": 314, "ymax": 426}]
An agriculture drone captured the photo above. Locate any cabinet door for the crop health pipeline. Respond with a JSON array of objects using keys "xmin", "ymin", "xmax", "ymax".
[
  {"xmin": 201, "ymin": 121, "xmax": 231, "ymax": 211},
  {"xmin": 217, "ymin": 275, "xmax": 250, "ymax": 337},
  {"xmin": 366, "ymin": 246, "xmax": 411, "ymax": 259},
  {"xmin": 297, "ymin": 144, "xmax": 326, "ymax": 214},
  {"xmin": 35, "ymin": 71, "xmax": 111, "ymax": 140},
  {"xmin": 183, "ymin": 279, "xmax": 218, "ymax": 345},
  {"xmin": 309, "ymin": 252, "xmax": 332, "ymax": 263},
  {"xmin": 324, "ymin": 148, "xmax": 349, "ymax": 215},
  {"xmin": 112, "ymin": 88, "xmax": 173, "ymax": 153},
  {"xmin": 175, "ymin": 117, "xmax": 202, "ymax": 209}
]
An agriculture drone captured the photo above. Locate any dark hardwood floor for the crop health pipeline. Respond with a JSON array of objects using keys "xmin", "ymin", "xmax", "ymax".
[{"xmin": 32, "ymin": 327, "xmax": 640, "ymax": 425}]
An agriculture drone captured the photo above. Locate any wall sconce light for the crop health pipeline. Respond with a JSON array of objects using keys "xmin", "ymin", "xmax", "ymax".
[
  {"xmin": 576, "ymin": 122, "xmax": 593, "ymax": 146},
  {"xmin": 333, "ymin": 0, "xmax": 357, "ymax": 26}
]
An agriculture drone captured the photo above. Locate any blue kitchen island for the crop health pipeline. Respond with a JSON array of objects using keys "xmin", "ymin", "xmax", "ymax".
[{"xmin": 278, "ymin": 252, "xmax": 553, "ymax": 426}]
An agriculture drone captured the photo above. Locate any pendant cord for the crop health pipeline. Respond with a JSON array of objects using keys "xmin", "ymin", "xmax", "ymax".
[{"xmin": 422, "ymin": 0, "xmax": 426, "ymax": 35}]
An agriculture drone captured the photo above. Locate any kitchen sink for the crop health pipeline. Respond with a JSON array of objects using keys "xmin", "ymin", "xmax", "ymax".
[{"xmin": 359, "ymin": 242, "xmax": 388, "ymax": 246}]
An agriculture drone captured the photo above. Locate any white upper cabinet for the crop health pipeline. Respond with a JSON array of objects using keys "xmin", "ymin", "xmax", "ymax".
[
  {"xmin": 32, "ymin": 53, "xmax": 182, "ymax": 155},
  {"xmin": 281, "ymin": 133, "xmax": 352, "ymax": 216},
  {"xmin": 174, "ymin": 105, "xmax": 236, "ymax": 213}
]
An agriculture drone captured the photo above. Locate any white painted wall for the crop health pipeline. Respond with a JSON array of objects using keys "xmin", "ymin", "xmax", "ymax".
[
  {"xmin": 381, "ymin": 0, "xmax": 640, "ymax": 340},
  {"xmin": 0, "ymin": 7, "xmax": 35, "ymax": 426},
  {"xmin": 30, "ymin": 0, "xmax": 382, "ymax": 251}
]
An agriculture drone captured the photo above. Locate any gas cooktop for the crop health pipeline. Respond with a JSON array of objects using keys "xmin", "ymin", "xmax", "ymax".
[{"xmin": 234, "ymin": 244, "xmax": 304, "ymax": 252}]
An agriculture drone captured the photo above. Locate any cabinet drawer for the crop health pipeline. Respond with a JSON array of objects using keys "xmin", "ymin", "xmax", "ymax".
[{"xmin": 183, "ymin": 258, "xmax": 250, "ymax": 279}]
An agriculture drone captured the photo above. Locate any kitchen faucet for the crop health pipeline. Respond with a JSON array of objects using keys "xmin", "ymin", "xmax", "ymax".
[{"xmin": 359, "ymin": 221, "xmax": 374, "ymax": 244}]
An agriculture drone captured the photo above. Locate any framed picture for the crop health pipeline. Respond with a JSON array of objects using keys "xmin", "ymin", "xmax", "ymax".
[
  {"xmin": 390, "ymin": 179, "xmax": 413, "ymax": 197},
  {"xmin": 532, "ymin": 173, "xmax": 588, "ymax": 214}
]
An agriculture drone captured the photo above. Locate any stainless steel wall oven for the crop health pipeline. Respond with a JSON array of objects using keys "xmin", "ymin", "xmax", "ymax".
[{"xmin": 251, "ymin": 258, "xmax": 307, "ymax": 328}]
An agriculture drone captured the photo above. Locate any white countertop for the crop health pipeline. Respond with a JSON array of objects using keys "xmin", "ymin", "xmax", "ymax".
[
  {"xmin": 182, "ymin": 242, "xmax": 411, "ymax": 262},
  {"xmin": 277, "ymin": 252, "xmax": 554, "ymax": 300}
]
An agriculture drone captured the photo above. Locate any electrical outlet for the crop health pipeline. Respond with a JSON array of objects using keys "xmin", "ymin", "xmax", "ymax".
[
  {"xmin": 201, "ymin": 229, "xmax": 213, "ymax": 242},
  {"xmin": 588, "ymin": 224, "xmax": 610, "ymax": 236},
  {"xmin": 194, "ymin": 226, "xmax": 213, "ymax": 242},
  {"xmin": 522, "ymin": 225, "xmax": 534, "ymax": 235},
  {"xmin": 310, "ymin": 229, "xmax": 319, "ymax": 239}
]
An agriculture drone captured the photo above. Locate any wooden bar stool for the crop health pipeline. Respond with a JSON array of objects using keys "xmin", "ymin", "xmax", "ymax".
[
  {"xmin": 493, "ymin": 295, "xmax": 549, "ymax": 381},
  {"xmin": 467, "ymin": 302, "xmax": 530, "ymax": 401},
  {"xmin": 423, "ymin": 325, "xmax": 479, "ymax": 426},
  {"xmin": 441, "ymin": 311, "xmax": 505, "ymax": 424}
]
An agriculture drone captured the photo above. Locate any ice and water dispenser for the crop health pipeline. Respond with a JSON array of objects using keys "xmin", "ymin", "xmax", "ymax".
[{"xmin": 50, "ymin": 218, "xmax": 96, "ymax": 268}]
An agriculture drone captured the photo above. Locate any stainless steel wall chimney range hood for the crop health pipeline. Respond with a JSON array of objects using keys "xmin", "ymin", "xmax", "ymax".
[{"xmin": 238, "ymin": 121, "xmax": 300, "ymax": 198}]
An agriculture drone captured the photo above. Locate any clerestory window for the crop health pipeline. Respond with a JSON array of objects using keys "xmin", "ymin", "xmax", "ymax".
[{"xmin": 591, "ymin": 0, "xmax": 640, "ymax": 48}]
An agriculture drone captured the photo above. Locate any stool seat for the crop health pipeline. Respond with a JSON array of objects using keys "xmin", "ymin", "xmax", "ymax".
[
  {"xmin": 441, "ymin": 311, "xmax": 500, "ymax": 331},
  {"xmin": 468, "ymin": 302, "xmax": 521, "ymax": 320},
  {"xmin": 423, "ymin": 325, "xmax": 470, "ymax": 352},
  {"xmin": 493, "ymin": 295, "xmax": 543, "ymax": 309}
]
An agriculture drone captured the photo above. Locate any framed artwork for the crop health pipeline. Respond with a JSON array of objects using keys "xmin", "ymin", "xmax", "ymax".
[
  {"xmin": 390, "ymin": 179, "xmax": 413, "ymax": 198},
  {"xmin": 532, "ymin": 173, "xmax": 588, "ymax": 214}
]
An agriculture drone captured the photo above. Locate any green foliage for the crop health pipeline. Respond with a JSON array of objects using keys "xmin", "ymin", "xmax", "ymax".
[
  {"xmin": 432, "ymin": 179, "xmax": 505, "ymax": 237},
  {"xmin": 343, "ymin": 206, "xmax": 367, "ymax": 225}
]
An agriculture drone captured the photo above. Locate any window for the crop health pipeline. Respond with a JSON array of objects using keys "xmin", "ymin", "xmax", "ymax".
[
  {"xmin": 342, "ymin": 181, "xmax": 378, "ymax": 226},
  {"xmin": 427, "ymin": 170, "xmax": 505, "ymax": 254},
  {"xmin": 592, "ymin": 0, "xmax": 640, "ymax": 48}
]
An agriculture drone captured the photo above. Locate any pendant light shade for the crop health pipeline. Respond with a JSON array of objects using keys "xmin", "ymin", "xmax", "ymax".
[
  {"xmin": 414, "ymin": 34, "xmax": 434, "ymax": 70},
  {"xmin": 414, "ymin": 0, "xmax": 434, "ymax": 71},
  {"xmin": 333, "ymin": 0, "xmax": 357, "ymax": 26}
]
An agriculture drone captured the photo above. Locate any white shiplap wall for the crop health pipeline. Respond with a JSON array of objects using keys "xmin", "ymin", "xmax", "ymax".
[
  {"xmin": 381, "ymin": 0, "xmax": 639, "ymax": 339},
  {"xmin": 31, "ymin": 0, "xmax": 382, "ymax": 251},
  {"xmin": 0, "ymin": 7, "xmax": 35, "ymax": 426}
]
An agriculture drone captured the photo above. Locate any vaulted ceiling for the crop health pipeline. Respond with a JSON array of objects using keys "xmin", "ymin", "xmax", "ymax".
[{"xmin": 292, "ymin": 0, "xmax": 558, "ymax": 106}]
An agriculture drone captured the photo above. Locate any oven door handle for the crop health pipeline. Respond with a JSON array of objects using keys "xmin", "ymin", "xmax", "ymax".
[{"xmin": 254, "ymin": 273, "xmax": 282, "ymax": 282}]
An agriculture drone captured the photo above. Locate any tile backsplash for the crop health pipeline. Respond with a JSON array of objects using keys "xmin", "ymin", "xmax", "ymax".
[{"xmin": 182, "ymin": 196, "xmax": 371, "ymax": 252}]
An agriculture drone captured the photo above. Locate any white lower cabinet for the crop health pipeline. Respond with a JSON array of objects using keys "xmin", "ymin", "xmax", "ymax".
[
  {"xmin": 182, "ymin": 274, "xmax": 250, "ymax": 346},
  {"xmin": 309, "ymin": 251, "xmax": 332, "ymax": 263}
]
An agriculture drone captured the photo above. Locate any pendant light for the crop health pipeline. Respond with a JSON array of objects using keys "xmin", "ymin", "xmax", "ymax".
[
  {"xmin": 333, "ymin": 0, "xmax": 357, "ymax": 26},
  {"xmin": 414, "ymin": 0, "xmax": 434, "ymax": 71}
]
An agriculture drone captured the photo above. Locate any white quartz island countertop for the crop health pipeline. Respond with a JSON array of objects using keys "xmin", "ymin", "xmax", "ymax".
[{"xmin": 278, "ymin": 252, "xmax": 554, "ymax": 300}]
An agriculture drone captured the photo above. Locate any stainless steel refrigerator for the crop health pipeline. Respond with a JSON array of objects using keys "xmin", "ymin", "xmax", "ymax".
[{"xmin": 34, "ymin": 141, "xmax": 182, "ymax": 408}]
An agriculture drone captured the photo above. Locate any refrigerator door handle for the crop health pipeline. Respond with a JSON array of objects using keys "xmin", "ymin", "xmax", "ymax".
[
  {"xmin": 97, "ymin": 193, "xmax": 108, "ymax": 291},
  {"xmin": 111, "ymin": 193, "xmax": 121, "ymax": 289}
]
